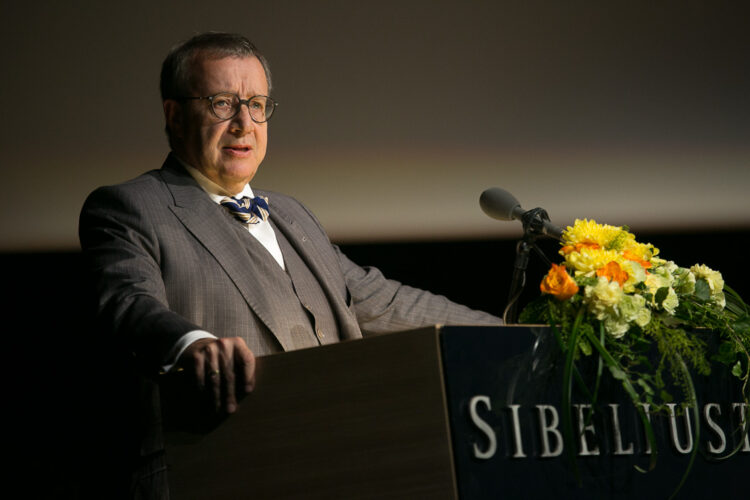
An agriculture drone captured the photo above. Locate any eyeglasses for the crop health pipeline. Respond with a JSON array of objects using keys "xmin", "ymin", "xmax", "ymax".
[{"xmin": 180, "ymin": 93, "xmax": 278, "ymax": 123}]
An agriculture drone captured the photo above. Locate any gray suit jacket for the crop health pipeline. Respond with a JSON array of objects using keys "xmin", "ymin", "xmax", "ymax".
[{"xmin": 80, "ymin": 154, "xmax": 501, "ymax": 373}]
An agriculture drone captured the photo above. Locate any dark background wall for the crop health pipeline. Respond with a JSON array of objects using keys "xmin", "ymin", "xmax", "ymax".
[{"xmin": 8, "ymin": 229, "xmax": 750, "ymax": 497}]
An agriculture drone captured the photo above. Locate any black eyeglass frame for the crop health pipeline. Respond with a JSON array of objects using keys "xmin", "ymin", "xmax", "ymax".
[{"xmin": 179, "ymin": 93, "xmax": 278, "ymax": 123}]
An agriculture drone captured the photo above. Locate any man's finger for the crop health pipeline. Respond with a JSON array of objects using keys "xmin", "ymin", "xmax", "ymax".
[
  {"xmin": 236, "ymin": 343, "xmax": 256, "ymax": 394},
  {"xmin": 218, "ymin": 339, "xmax": 237, "ymax": 414},
  {"xmin": 192, "ymin": 346, "xmax": 207, "ymax": 391},
  {"xmin": 203, "ymin": 344, "xmax": 221, "ymax": 412}
]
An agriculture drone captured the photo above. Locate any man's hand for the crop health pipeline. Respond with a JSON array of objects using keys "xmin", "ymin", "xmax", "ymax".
[{"xmin": 178, "ymin": 337, "xmax": 256, "ymax": 415}]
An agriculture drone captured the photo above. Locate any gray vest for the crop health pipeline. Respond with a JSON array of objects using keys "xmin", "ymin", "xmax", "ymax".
[{"xmin": 228, "ymin": 217, "xmax": 341, "ymax": 351}]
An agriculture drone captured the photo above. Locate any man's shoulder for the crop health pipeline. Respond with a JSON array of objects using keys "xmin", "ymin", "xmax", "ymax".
[
  {"xmin": 83, "ymin": 169, "xmax": 169, "ymax": 209},
  {"xmin": 96, "ymin": 168, "xmax": 164, "ymax": 191},
  {"xmin": 82, "ymin": 156, "xmax": 190, "ymax": 210}
]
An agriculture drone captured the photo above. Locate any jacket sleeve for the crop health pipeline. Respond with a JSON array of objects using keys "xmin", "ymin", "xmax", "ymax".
[
  {"xmin": 79, "ymin": 184, "xmax": 201, "ymax": 374},
  {"xmin": 334, "ymin": 245, "xmax": 503, "ymax": 333}
]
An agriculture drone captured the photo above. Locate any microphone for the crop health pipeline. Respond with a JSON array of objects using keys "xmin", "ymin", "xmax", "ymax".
[{"xmin": 480, "ymin": 187, "xmax": 563, "ymax": 240}]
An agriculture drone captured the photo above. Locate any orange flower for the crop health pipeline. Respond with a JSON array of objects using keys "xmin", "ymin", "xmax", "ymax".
[
  {"xmin": 540, "ymin": 264, "xmax": 579, "ymax": 301},
  {"xmin": 561, "ymin": 242, "xmax": 601, "ymax": 254},
  {"xmin": 623, "ymin": 250, "xmax": 652, "ymax": 270},
  {"xmin": 596, "ymin": 261, "xmax": 629, "ymax": 286}
]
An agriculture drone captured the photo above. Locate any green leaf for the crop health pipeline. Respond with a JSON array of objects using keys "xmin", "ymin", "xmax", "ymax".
[
  {"xmin": 711, "ymin": 342, "xmax": 736, "ymax": 365},
  {"xmin": 731, "ymin": 361, "xmax": 743, "ymax": 378},
  {"xmin": 518, "ymin": 296, "xmax": 551, "ymax": 324},
  {"xmin": 576, "ymin": 275, "xmax": 598, "ymax": 287},
  {"xmin": 694, "ymin": 279, "xmax": 711, "ymax": 301},
  {"xmin": 578, "ymin": 338, "xmax": 592, "ymax": 356},
  {"xmin": 655, "ymin": 287, "xmax": 669, "ymax": 305},
  {"xmin": 660, "ymin": 389, "xmax": 673, "ymax": 403},
  {"xmin": 733, "ymin": 315, "xmax": 750, "ymax": 334}
]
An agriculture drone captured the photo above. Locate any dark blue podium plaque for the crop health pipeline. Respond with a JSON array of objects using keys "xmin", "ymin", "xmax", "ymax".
[{"xmin": 440, "ymin": 325, "xmax": 748, "ymax": 499}]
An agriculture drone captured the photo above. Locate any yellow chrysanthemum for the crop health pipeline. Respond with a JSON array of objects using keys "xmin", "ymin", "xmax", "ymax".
[
  {"xmin": 564, "ymin": 246, "xmax": 622, "ymax": 275},
  {"xmin": 622, "ymin": 240, "xmax": 659, "ymax": 265},
  {"xmin": 562, "ymin": 219, "xmax": 627, "ymax": 249}
]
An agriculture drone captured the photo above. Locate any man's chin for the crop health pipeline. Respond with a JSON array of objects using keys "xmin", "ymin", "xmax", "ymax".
[{"xmin": 217, "ymin": 167, "xmax": 259, "ymax": 192}]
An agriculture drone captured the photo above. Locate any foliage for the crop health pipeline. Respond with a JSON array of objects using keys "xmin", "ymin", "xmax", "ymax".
[{"xmin": 519, "ymin": 219, "xmax": 750, "ymax": 494}]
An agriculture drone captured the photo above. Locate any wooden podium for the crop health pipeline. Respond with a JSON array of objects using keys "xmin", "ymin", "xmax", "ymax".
[
  {"xmin": 167, "ymin": 327, "xmax": 462, "ymax": 499},
  {"xmin": 166, "ymin": 326, "xmax": 748, "ymax": 499}
]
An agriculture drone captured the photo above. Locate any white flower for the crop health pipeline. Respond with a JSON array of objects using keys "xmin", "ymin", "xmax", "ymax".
[
  {"xmin": 604, "ymin": 317, "xmax": 629, "ymax": 338},
  {"xmin": 713, "ymin": 291, "xmax": 726, "ymax": 309},
  {"xmin": 662, "ymin": 288, "xmax": 679, "ymax": 315},
  {"xmin": 673, "ymin": 268, "xmax": 696, "ymax": 295},
  {"xmin": 645, "ymin": 272, "xmax": 671, "ymax": 295},
  {"xmin": 620, "ymin": 294, "xmax": 651, "ymax": 327},
  {"xmin": 634, "ymin": 306, "xmax": 652, "ymax": 327},
  {"xmin": 621, "ymin": 260, "xmax": 647, "ymax": 292},
  {"xmin": 690, "ymin": 264, "xmax": 724, "ymax": 293},
  {"xmin": 662, "ymin": 260, "xmax": 679, "ymax": 275},
  {"xmin": 585, "ymin": 277, "xmax": 624, "ymax": 319},
  {"xmin": 584, "ymin": 277, "xmax": 636, "ymax": 338}
]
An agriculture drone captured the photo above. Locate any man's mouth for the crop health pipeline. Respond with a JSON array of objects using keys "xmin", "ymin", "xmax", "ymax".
[
  {"xmin": 224, "ymin": 145, "xmax": 252, "ymax": 152},
  {"xmin": 223, "ymin": 145, "xmax": 253, "ymax": 156}
]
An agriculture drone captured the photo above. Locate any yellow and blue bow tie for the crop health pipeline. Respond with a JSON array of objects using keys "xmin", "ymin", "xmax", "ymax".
[{"xmin": 220, "ymin": 195, "xmax": 270, "ymax": 224}]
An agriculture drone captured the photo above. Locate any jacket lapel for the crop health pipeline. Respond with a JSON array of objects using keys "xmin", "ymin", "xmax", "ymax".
[{"xmin": 158, "ymin": 156, "xmax": 296, "ymax": 351}]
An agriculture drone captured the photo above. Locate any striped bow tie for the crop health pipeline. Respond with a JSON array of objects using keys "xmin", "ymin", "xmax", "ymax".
[{"xmin": 220, "ymin": 195, "xmax": 270, "ymax": 224}]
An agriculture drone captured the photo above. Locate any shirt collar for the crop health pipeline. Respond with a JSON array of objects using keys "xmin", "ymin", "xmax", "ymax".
[{"xmin": 176, "ymin": 155, "xmax": 255, "ymax": 203}]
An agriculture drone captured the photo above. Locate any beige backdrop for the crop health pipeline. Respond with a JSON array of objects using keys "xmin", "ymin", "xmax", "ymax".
[{"xmin": 1, "ymin": 0, "xmax": 748, "ymax": 251}]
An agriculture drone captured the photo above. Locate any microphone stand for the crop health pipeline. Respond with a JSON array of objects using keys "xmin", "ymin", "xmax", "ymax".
[{"xmin": 503, "ymin": 208, "xmax": 554, "ymax": 324}]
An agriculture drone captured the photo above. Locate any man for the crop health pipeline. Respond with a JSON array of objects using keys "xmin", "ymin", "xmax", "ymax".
[{"xmin": 80, "ymin": 32, "xmax": 501, "ymax": 497}]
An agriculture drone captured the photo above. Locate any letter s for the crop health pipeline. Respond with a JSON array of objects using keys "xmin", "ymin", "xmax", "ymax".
[{"xmin": 469, "ymin": 395, "xmax": 497, "ymax": 459}]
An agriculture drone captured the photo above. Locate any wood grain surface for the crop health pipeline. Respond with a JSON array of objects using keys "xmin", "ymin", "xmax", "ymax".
[{"xmin": 166, "ymin": 327, "xmax": 458, "ymax": 499}]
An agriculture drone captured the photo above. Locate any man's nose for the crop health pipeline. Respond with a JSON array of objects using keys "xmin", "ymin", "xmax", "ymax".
[{"xmin": 229, "ymin": 103, "xmax": 255, "ymax": 135}]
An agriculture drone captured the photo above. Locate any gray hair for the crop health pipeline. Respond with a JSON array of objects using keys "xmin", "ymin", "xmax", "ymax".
[{"xmin": 160, "ymin": 32, "xmax": 272, "ymax": 100}]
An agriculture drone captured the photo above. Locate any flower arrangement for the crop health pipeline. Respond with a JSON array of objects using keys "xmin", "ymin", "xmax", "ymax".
[{"xmin": 519, "ymin": 219, "xmax": 750, "ymax": 489}]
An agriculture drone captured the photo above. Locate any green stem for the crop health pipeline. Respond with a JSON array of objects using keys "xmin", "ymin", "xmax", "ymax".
[
  {"xmin": 561, "ymin": 308, "xmax": 585, "ymax": 484},
  {"xmin": 585, "ymin": 326, "xmax": 606, "ymax": 427},
  {"xmin": 549, "ymin": 308, "xmax": 595, "ymax": 402},
  {"xmin": 583, "ymin": 327, "xmax": 658, "ymax": 472},
  {"xmin": 667, "ymin": 356, "xmax": 700, "ymax": 500}
]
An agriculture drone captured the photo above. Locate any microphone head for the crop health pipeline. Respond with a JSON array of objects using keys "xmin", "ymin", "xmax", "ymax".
[{"xmin": 480, "ymin": 187, "xmax": 522, "ymax": 221}]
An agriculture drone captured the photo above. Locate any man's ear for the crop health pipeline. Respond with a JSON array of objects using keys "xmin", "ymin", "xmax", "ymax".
[{"xmin": 163, "ymin": 99, "xmax": 183, "ymax": 140}]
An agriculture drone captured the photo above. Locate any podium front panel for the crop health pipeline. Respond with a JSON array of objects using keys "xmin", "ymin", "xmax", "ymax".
[
  {"xmin": 439, "ymin": 325, "xmax": 748, "ymax": 499},
  {"xmin": 167, "ymin": 327, "xmax": 458, "ymax": 499}
]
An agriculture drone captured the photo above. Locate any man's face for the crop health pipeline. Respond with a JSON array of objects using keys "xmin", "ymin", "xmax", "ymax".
[{"xmin": 166, "ymin": 55, "xmax": 269, "ymax": 194}]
